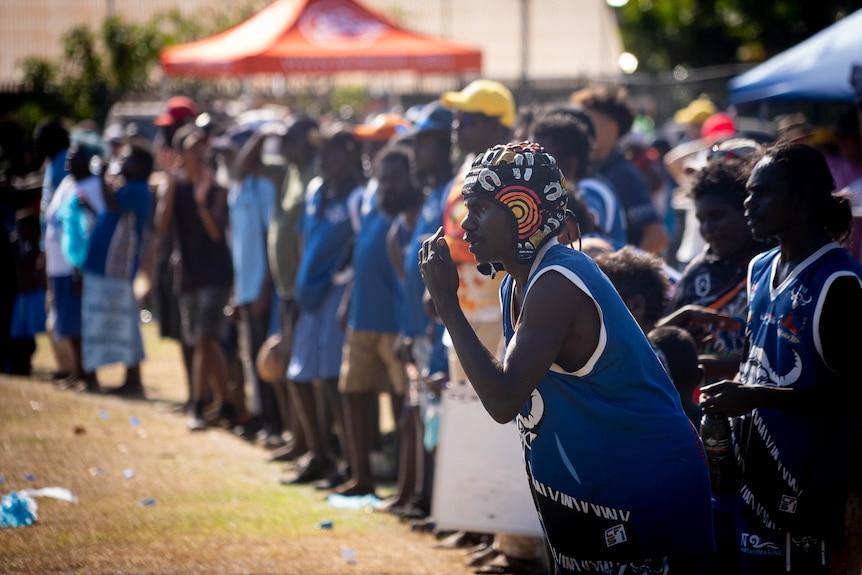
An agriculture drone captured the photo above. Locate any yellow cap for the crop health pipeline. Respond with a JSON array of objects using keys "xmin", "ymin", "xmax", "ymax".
[
  {"xmin": 673, "ymin": 93, "xmax": 717, "ymax": 126},
  {"xmin": 441, "ymin": 79, "xmax": 516, "ymax": 128}
]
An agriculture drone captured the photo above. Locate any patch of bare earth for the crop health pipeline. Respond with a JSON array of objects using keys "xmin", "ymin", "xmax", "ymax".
[{"xmin": 0, "ymin": 325, "xmax": 475, "ymax": 575}]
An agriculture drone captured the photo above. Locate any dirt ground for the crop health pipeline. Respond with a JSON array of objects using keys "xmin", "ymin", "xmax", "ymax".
[{"xmin": 0, "ymin": 324, "xmax": 478, "ymax": 575}]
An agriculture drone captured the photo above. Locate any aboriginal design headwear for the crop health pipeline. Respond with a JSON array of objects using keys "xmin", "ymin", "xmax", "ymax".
[{"xmin": 462, "ymin": 141, "xmax": 568, "ymax": 272}]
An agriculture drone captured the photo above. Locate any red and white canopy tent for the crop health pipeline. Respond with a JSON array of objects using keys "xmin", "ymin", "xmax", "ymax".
[{"xmin": 159, "ymin": 0, "xmax": 482, "ymax": 78}]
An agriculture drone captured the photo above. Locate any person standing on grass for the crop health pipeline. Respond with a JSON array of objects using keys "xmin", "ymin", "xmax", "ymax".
[
  {"xmin": 333, "ymin": 144, "xmax": 422, "ymax": 497},
  {"xmin": 280, "ymin": 127, "xmax": 364, "ymax": 485},
  {"xmin": 227, "ymin": 124, "xmax": 281, "ymax": 448},
  {"xmin": 150, "ymin": 97, "xmax": 199, "ymax": 413},
  {"xmin": 266, "ymin": 114, "xmax": 321, "ymax": 463},
  {"xmin": 381, "ymin": 100, "xmax": 454, "ymax": 517},
  {"xmin": 156, "ymin": 124, "xmax": 235, "ymax": 431},
  {"xmin": 81, "ymin": 145, "xmax": 154, "ymax": 398},
  {"xmin": 420, "ymin": 141, "xmax": 714, "ymax": 573},
  {"xmin": 44, "ymin": 140, "xmax": 106, "ymax": 392}
]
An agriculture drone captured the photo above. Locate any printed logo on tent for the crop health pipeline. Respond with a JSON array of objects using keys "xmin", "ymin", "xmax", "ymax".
[{"xmin": 299, "ymin": 0, "xmax": 386, "ymax": 49}]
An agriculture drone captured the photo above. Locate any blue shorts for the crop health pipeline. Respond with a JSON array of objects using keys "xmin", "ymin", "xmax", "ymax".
[
  {"xmin": 287, "ymin": 284, "xmax": 347, "ymax": 383},
  {"xmin": 51, "ymin": 275, "xmax": 82, "ymax": 338},
  {"xmin": 11, "ymin": 289, "xmax": 47, "ymax": 339}
]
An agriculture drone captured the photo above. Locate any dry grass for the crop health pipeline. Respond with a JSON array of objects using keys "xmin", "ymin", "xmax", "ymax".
[{"xmin": 0, "ymin": 324, "xmax": 475, "ymax": 575}]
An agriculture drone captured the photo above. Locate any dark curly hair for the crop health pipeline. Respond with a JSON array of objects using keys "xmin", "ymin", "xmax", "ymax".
[
  {"xmin": 690, "ymin": 157, "xmax": 750, "ymax": 211},
  {"xmin": 569, "ymin": 85, "xmax": 636, "ymax": 137},
  {"xmin": 594, "ymin": 246, "xmax": 670, "ymax": 330},
  {"xmin": 529, "ymin": 105, "xmax": 595, "ymax": 181}
]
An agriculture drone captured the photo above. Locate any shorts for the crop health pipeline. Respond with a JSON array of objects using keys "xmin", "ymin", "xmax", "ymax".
[
  {"xmin": 736, "ymin": 498, "xmax": 830, "ymax": 575},
  {"xmin": 50, "ymin": 275, "xmax": 82, "ymax": 338},
  {"xmin": 287, "ymin": 284, "xmax": 347, "ymax": 383},
  {"xmin": 339, "ymin": 329, "xmax": 407, "ymax": 395},
  {"xmin": 178, "ymin": 286, "xmax": 230, "ymax": 344}
]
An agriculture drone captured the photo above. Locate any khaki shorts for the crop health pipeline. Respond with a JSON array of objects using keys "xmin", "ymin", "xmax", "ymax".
[{"xmin": 339, "ymin": 329, "xmax": 407, "ymax": 395}]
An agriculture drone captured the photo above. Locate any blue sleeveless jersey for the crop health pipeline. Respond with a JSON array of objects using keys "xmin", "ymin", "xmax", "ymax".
[
  {"xmin": 294, "ymin": 178, "xmax": 362, "ymax": 313},
  {"xmin": 502, "ymin": 241, "xmax": 713, "ymax": 566},
  {"xmin": 736, "ymin": 243, "xmax": 862, "ymax": 537}
]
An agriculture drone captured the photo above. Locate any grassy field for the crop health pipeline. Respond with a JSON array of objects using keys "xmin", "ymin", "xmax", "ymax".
[{"xmin": 0, "ymin": 323, "xmax": 475, "ymax": 575}]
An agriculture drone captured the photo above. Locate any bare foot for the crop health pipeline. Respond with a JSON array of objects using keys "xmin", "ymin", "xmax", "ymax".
[
  {"xmin": 330, "ymin": 479, "xmax": 376, "ymax": 497},
  {"xmin": 104, "ymin": 383, "xmax": 146, "ymax": 399},
  {"xmin": 378, "ymin": 494, "xmax": 409, "ymax": 511}
]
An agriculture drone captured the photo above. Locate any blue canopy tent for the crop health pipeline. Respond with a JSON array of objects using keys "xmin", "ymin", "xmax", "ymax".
[{"xmin": 728, "ymin": 8, "xmax": 862, "ymax": 105}]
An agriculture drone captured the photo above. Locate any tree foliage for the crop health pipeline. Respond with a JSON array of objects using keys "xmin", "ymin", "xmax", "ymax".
[
  {"xmin": 615, "ymin": 0, "xmax": 859, "ymax": 73},
  {"xmin": 15, "ymin": 0, "xmax": 268, "ymax": 127}
]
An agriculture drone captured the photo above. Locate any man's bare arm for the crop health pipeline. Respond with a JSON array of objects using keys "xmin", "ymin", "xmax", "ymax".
[{"xmin": 420, "ymin": 229, "xmax": 591, "ymax": 423}]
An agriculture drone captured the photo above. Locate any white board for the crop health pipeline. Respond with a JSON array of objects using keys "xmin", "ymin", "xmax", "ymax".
[{"xmin": 431, "ymin": 384, "xmax": 543, "ymax": 537}]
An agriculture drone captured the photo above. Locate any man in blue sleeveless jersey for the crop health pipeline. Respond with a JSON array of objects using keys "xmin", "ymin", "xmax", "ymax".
[
  {"xmin": 420, "ymin": 141, "xmax": 713, "ymax": 573},
  {"xmin": 701, "ymin": 143, "xmax": 862, "ymax": 574}
]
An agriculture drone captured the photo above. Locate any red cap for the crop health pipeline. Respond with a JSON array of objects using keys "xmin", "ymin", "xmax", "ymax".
[
  {"xmin": 153, "ymin": 96, "xmax": 197, "ymax": 127},
  {"xmin": 701, "ymin": 112, "xmax": 736, "ymax": 142}
]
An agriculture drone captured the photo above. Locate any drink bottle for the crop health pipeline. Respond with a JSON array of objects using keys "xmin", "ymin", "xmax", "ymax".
[{"xmin": 699, "ymin": 412, "xmax": 738, "ymax": 494}]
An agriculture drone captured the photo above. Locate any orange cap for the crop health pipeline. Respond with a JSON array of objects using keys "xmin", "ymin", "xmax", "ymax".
[{"xmin": 353, "ymin": 113, "xmax": 407, "ymax": 142}]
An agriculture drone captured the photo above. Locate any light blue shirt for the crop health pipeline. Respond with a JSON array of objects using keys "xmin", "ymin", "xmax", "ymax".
[{"xmin": 228, "ymin": 175, "xmax": 275, "ymax": 305}]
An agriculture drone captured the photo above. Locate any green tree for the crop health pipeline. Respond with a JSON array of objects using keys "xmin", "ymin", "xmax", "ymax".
[
  {"xmin": 16, "ymin": 1, "xmax": 268, "ymax": 127},
  {"xmin": 615, "ymin": 0, "xmax": 858, "ymax": 73}
]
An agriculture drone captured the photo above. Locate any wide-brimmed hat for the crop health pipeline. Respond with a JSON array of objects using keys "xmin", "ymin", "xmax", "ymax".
[{"xmin": 775, "ymin": 113, "xmax": 815, "ymax": 143}]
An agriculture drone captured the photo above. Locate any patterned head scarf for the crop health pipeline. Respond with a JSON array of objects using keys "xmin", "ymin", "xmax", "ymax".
[{"xmin": 462, "ymin": 141, "xmax": 568, "ymax": 268}]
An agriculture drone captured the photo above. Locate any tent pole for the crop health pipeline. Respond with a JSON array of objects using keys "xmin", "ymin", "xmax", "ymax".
[
  {"xmin": 519, "ymin": 0, "xmax": 532, "ymax": 106},
  {"xmin": 159, "ymin": 73, "xmax": 167, "ymax": 102}
]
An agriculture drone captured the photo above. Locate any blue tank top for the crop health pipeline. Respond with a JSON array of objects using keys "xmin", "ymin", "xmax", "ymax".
[
  {"xmin": 737, "ymin": 243, "xmax": 862, "ymax": 536},
  {"xmin": 502, "ymin": 240, "xmax": 713, "ymax": 565}
]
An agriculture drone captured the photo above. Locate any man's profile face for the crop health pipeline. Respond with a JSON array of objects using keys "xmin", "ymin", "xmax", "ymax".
[
  {"xmin": 585, "ymin": 109, "xmax": 618, "ymax": 161},
  {"xmin": 744, "ymin": 156, "xmax": 798, "ymax": 241},
  {"xmin": 454, "ymin": 112, "xmax": 494, "ymax": 156},
  {"xmin": 376, "ymin": 156, "xmax": 414, "ymax": 216},
  {"xmin": 461, "ymin": 195, "xmax": 516, "ymax": 263}
]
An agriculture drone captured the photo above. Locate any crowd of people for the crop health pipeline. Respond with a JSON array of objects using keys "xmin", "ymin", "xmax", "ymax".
[{"xmin": 1, "ymin": 75, "xmax": 862, "ymax": 574}]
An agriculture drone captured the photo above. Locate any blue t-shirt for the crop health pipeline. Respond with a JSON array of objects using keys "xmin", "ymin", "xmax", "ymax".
[
  {"xmin": 228, "ymin": 175, "xmax": 274, "ymax": 305},
  {"xmin": 348, "ymin": 198, "xmax": 399, "ymax": 333},
  {"xmin": 294, "ymin": 178, "xmax": 362, "ymax": 313},
  {"xmin": 503, "ymin": 240, "xmax": 713, "ymax": 568},
  {"xmin": 596, "ymin": 148, "xmax": 661, "ymax": 247},
  {"xmin": 82, "ymin": 179, "xmax": 152, "ymax": 280},
  {"xmin": 400, "ymin": 180, "xmax": 450, "ymax": 338}
]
